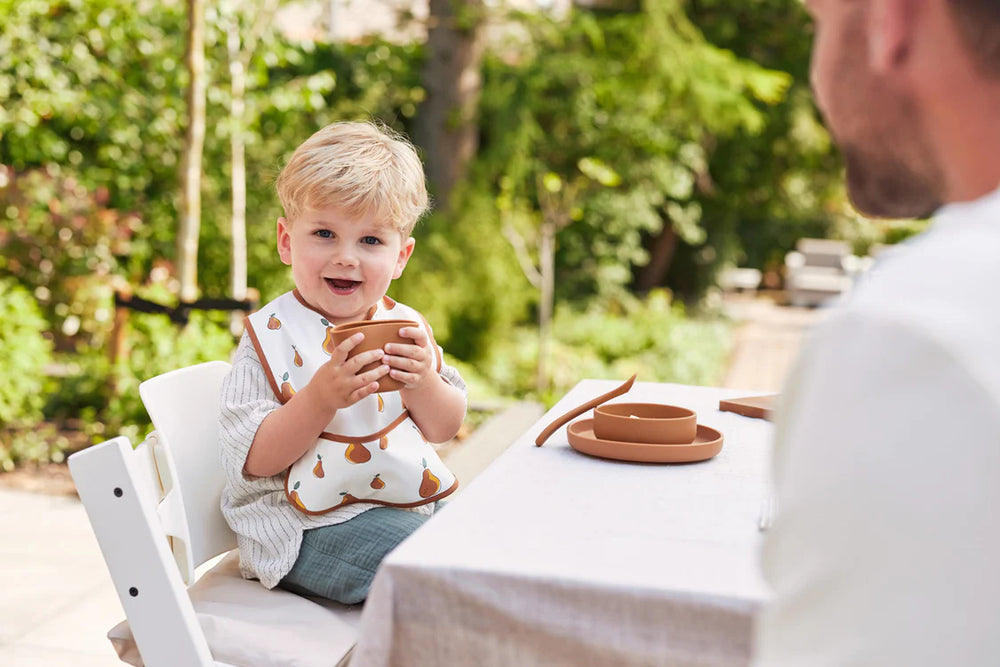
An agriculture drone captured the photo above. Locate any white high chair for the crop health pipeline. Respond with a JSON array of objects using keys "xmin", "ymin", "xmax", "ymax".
[{"xmin": 68, "ymin": 361, "xmax": 361, "ymax": 667}]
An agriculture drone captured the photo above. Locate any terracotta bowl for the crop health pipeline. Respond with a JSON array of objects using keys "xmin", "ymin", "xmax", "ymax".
[
  {"xmin": 593, "ymin": 402, "xmax": 697, "ymax": 444},
  {"xmin": 331, "ymin": 319, "xmax": 418, "ymax": 392},
  {"xmin": 567, "ymin": 419, "xmax": 723, "ymax": 463}
]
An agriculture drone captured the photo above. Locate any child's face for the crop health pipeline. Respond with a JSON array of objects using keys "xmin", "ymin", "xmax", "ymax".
[{"xmin": 277, "ymin": 206, "xmax": 414, "ymax": 325}]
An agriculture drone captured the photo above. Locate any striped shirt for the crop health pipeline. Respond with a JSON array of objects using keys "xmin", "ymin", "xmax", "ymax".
[{"xmin": 218, "ymin": 332, "xmax": 466, "ymax": 589}]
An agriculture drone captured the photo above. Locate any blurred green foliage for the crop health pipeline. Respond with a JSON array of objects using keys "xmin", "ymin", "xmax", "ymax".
[
  {"xmin": 0, "ymin": 0, "xmax": 880, "ymax": 467},
  {"xmin": 0, "ymin": 0, "xmax": 431, "ymax": 465},
  {"xmin": 0, "ymin": 277, "xmax": 56, "ymax": 470},
  {"xmin": 480, "ymin": 290, "xmax": 731, "ymax": 407},
  {"xmin": 0, "ymin": 278, "xmax": 51, "ymax": 424},
  {"xmin": 472, "ymin": 4, "xmax": 793, "ymax": 302},
  {"xmin": 0, "ymin": 164, "xmax": 135, "ymax": 351}
]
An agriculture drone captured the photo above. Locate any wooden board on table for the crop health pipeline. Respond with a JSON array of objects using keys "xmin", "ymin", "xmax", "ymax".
[{"xmin": 718, "ymin": 394, "xmax": 779, "ymax": 421}]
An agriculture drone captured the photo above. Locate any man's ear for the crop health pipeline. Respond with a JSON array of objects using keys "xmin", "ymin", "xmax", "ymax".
[
  {"xmin": 393, "ymin": 237, "xmax": 416, "ymax": 279},
  {"xmin": 276, "ymin": 217, "xmax": 292, "ymax": 266},
  {"xmin": 869, "ymin": 0, "xmax": 915, "ymax": 74}
]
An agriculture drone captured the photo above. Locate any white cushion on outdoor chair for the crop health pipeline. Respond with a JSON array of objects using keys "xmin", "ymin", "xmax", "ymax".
[{"xmin": 108, "ymin": 552, "xmax": 361, "ymax": 667}]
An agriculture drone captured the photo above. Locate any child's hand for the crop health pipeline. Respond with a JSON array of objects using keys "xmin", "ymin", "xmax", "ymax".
[
  {"xmin": 310, "ymin": 333, "xmax": 389, "ymax": 410},
  {"xmin": 383, "ymin": 325, "xmax": 436, "ymax": 391}
]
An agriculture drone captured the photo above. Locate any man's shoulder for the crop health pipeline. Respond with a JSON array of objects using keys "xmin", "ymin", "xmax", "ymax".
[
  {"xmin": 849, "ymin": 219, "xmax": 1000, "ymax": 329},
  {"xmin": 809, "ymin": 222, "xmax": 1000, "ymax": 393}
]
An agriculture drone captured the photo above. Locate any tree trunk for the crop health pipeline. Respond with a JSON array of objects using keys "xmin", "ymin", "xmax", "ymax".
[
  {"xmin": 537, "ymin": 221, "xmax": 555, "ymax": 395},
  {"xmin": 635, "ymin": 221, "xmax": 678, "ymax": 292},
  {"xmin": 176, "ymin": 0, "xmax": 207, "ymax": 303},
  {"xmin": 414, "ymin": 0, "xmax": 484, "ymax": 209},
  {"xmin": 228, "ymin": 19, "xmax": 247, "ymax": 334}
]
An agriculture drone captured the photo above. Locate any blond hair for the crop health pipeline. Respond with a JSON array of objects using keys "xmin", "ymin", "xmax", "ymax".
[{"xmin": 275, "ymin": 121, "xmax": 430, "ymax": 235}]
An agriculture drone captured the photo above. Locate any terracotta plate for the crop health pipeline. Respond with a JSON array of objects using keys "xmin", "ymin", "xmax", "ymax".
[{"xmin": 566, "ymin": 419, "xmax": 724, "ymax": 463}]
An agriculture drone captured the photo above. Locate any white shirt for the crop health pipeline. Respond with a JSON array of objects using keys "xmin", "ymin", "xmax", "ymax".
[
  {"xmin": 755, "ymin": 185, "xmax": 1000, "ymax": 666},
  {"xmin": 219, "ymin": 332, "xmax": 467, "ymax": 589}
]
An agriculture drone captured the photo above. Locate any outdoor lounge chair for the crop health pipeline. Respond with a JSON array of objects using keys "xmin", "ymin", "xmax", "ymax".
[
  {"xmin": 68, "ymin": 361, "xmax": 361, "ymax": 667},
  {"xmin": 784, "ymin": 238, "xmax": 860, "ymax": 307}
]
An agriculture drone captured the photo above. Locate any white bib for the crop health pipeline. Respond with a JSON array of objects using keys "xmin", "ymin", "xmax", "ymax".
[{"xmin": 245, "ymin": 291, "xmax": 458, "ymax": 514}]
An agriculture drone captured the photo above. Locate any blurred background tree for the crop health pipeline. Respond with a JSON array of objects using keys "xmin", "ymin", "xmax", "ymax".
[{"xmin": 1, "ymin": 0, "xmax": 906, "ymax": 466}]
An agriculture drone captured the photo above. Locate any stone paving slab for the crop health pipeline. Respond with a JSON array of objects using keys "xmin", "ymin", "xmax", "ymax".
[
  {"xmin": 0, "ymin": 489, "xmax": 125, "ymax": 666},
  {"xmin": 721, "ymin": 294, "xmax": 828, "ymax": 393}
]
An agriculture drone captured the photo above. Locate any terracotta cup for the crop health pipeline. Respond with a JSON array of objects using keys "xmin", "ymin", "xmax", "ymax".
[
  {"xmin": 331, "ymin": 319, "xmax": 418, "ymax": 393},
  {"xmin": 593, "ymin": 402, "xmax": 697, "ymax": 444}
]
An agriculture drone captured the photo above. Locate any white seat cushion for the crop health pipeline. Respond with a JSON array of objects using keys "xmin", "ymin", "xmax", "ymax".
[{"xmin": 108, "ymin": 552, "xmax": 361, "ymax": 667}]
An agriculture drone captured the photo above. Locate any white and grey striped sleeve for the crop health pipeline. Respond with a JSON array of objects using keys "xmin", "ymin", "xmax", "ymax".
[
  {"xmin": 218, "ymin": 333, "xmax": 280, "ymax": 480},
  {"xmin": 437, "ymin": 351, "xmax": 468, "ymax": 399}
]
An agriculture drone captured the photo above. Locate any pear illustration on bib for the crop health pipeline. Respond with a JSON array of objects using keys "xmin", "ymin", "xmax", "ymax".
[
  {"xmin": 312, "ymin": 454, "xmax": 324, "ymax": 478},
  {"xmin": 320, "ymin": 318, "xmax": 336, "ymax": 355},
  {"xmin": 289, "ymin": 481, "xmax": 306, "ymax": 509},
  {"xmin": 292, "ymin": 345, "xmax": 303, "ymax": 367},
  {"xmin": 370, "ymin": 474, "xmax": 385, "ymax": 490},
  {"xmin": 267, "ymin": 313, "xmax": 281, "ymax": 330},
  {"xmin": 280, "ymin": 372, "xmax": 296, "ymax": 402},
  {"xmin": 345, "ymin": 442, "xmax": 372, "ymax": 464},
  {"xmin": 336, "ymin": 491, "xmax": 359, "ymax": 508},
  {"xmin": 418, "ymin": 458, "xmax": 441, "ymax": 498}
]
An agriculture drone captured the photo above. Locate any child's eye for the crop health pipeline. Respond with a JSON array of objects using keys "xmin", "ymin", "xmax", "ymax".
[
  {"xmin": 315, "ymin": 229, "xmax": 333, "ymax": 239},
  {"xmin": 361, "ymin": 236, "xmax": 382, "ymax": 246}
]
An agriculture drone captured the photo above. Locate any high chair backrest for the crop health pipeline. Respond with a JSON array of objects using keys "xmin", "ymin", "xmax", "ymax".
[
  {"xmin": 69, "ymin": 359, "xmax": 235, "ymax": 666},
  {"xmin": 138, "ymin": 361, "xmax": 235, "ymax": 582}
]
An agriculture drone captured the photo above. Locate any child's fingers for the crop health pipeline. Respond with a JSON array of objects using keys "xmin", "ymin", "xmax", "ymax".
[
  {"xmin": 382, "ymin": 353, "xmax": 422, "ymax": 372},
  {"xmin": 384, "ymin": 335, "xmax": 428, "ymax": 358},
  {"xmin": 355, "ymin": 363, "xmax": 391, "ymax": 386},
  {"xmin": 397, "ymin": 326, "xmax": 428, "ymax": 346},
  {"xmin": 348, "ymin": 381, "xmax": 381, "ymax": 404},
  {"xmin": 318, "ymin": 346, "xmax": 383, "ymax": 378},
  {"xmin": 387, "ymin": 368, "xmax": 421, "ymax": 388},
  {"xmin": 332, "ymin": 332, "xmax": 366, "ymax": 361},
  {"xmin": 348, "ymin": 348, "xmax": 385, "ymax": 372}
]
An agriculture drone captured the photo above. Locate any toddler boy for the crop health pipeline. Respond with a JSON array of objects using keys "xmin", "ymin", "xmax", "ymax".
[{"xmin": 218, "ymin": 121, "xmax": 466, "ymax": 604}]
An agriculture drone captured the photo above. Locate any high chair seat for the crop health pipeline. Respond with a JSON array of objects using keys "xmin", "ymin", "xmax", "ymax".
[
  {"xmin": 108, "ymin": 551, "xmax": 360, "ymax": 667},
  {"xmin": 69, "ymin": 361, "xmax": 361, "ymax": 667}
]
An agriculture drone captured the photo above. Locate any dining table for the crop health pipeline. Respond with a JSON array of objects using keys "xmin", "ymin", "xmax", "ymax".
[{"xmin": 349, "ymin": 379, "xmax": 776, "ymax": 667}]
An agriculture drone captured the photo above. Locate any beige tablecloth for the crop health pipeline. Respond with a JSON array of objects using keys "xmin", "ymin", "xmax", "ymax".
[{"xmin": 350, "ymin": 381, "xmax": 774, "ymax": 667}]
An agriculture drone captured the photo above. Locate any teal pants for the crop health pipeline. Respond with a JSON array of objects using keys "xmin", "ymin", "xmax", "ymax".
[{"xmin": 277, "ymin": 506, "xmax": 429, "ymax": 604}]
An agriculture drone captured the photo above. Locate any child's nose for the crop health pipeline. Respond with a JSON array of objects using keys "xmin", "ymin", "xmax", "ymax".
[{"xmin": 331, "ymin": 246, "xmax": 359, "ymax": 266}]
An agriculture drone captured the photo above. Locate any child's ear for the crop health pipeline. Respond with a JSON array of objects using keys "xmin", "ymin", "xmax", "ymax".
[
  {"xmin": 392, "ymin": 237, "xmax": 416, "ymax": 279},
  {"xmin": 276, "ymin": 217, "xmax": 292, "ymax": 266}
]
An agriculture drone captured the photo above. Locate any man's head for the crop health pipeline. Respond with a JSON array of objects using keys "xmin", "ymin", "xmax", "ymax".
[
  {"xmin": 806, "ymin": 0, "xmax": 1000, "ymax": 218},
  {"xmin": 275, "ymin": 121, "xmax": 429, "ymax": 237},
  {"xmin": 948, "ymin": 0, "xmax": 1000, "ymax": 78}
]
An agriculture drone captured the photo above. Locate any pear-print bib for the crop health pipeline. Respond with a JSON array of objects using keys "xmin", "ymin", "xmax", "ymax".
[{"xmin": 244, "ymin": 290, "xmax": 458, "ymax": 514}]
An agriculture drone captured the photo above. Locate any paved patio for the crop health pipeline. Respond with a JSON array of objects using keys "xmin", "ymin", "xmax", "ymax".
[
  {"xmin": 721, "ymin": 293, "xmax": 827, "ymax": 393},
  {"xmin": 0, "ymin": 293, "xmax": 824, "ymax": 666}
]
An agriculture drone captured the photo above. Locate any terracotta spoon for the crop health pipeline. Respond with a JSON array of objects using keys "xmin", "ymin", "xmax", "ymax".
[{"xmin": 534, "ymin": 374, "xmax": 637, "ymax": 447}]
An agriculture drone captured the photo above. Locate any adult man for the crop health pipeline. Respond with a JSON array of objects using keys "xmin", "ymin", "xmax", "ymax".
[{"xmin": 755, "ymin": 1, "xmax": 1000, "ymax": 664}]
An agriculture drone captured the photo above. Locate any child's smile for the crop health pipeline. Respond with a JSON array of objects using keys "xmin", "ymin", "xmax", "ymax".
[
  {"xmin": 326, "ymin": 278, "xmax": 361, "ymax": 294},
  {"xmin": 277, "ymin": 206, "xmax": 414, "ymax": 325}
]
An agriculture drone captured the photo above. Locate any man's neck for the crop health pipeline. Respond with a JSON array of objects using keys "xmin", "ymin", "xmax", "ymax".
[
  {"xmin": 933, "ymin": 88, "xmax": 1000, "ymax": 204},
  {"xmin": 916, "ymin": 22, "xmax": 1000, "ymax": 203}
]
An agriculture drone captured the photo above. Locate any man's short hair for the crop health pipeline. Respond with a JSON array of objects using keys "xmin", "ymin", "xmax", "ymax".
[
  {"xmin": 949, "ymin": 0, "xmax": 1000, "ymax": 77},
  {"xmin": 275, "ymin": 121, "xmax": 430, "ymax": 236}
]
